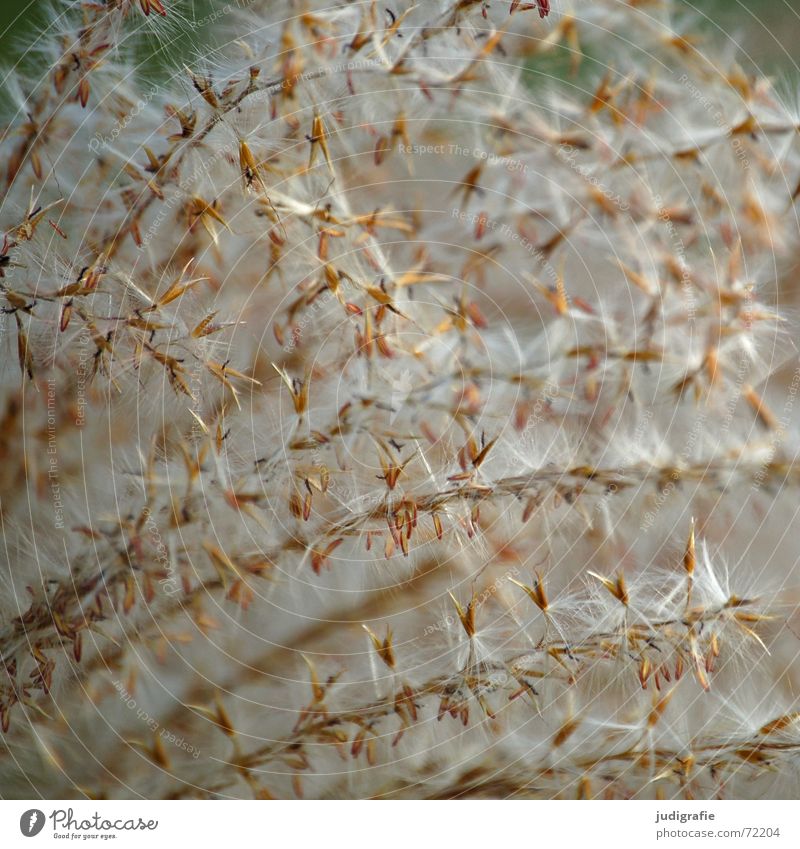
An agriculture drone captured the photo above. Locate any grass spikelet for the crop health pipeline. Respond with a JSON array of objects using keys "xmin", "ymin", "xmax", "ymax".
[{"xmin": 0, "ymin": 0, "xmax": 797, "ymax": 803}]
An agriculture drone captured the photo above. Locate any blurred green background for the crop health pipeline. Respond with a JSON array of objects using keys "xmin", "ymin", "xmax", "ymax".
[
  {"xmin": 1, "ymin": 1, "xmax": 799, "ymax": 78},
  {"xmin": 679, "ymin": 0, "xmax": 800, "ymax": 72},
  {"xmin": 0, "ymin": 0, "xmax": 221, "ymax": 86}
]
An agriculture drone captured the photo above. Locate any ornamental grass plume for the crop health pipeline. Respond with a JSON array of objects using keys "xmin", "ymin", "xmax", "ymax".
[{"xmin": 0, "ymin": 0, "xmax": 799, "ymax": 800}]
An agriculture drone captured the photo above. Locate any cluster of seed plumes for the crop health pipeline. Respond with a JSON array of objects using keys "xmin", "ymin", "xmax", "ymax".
[{"xmin": 0, "ymin": 0, "xmax": 799, "ymax": 800}]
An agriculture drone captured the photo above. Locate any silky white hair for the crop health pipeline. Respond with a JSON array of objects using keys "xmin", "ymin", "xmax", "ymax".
[{"xmin": 0, "ymin": 0, "xmax": 798, "ymax": 799}]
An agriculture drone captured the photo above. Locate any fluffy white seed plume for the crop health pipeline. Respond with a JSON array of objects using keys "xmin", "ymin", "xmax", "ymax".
[{"xmin": 0, "ymin": 0, "xmax": 798, "ymax": 799}]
